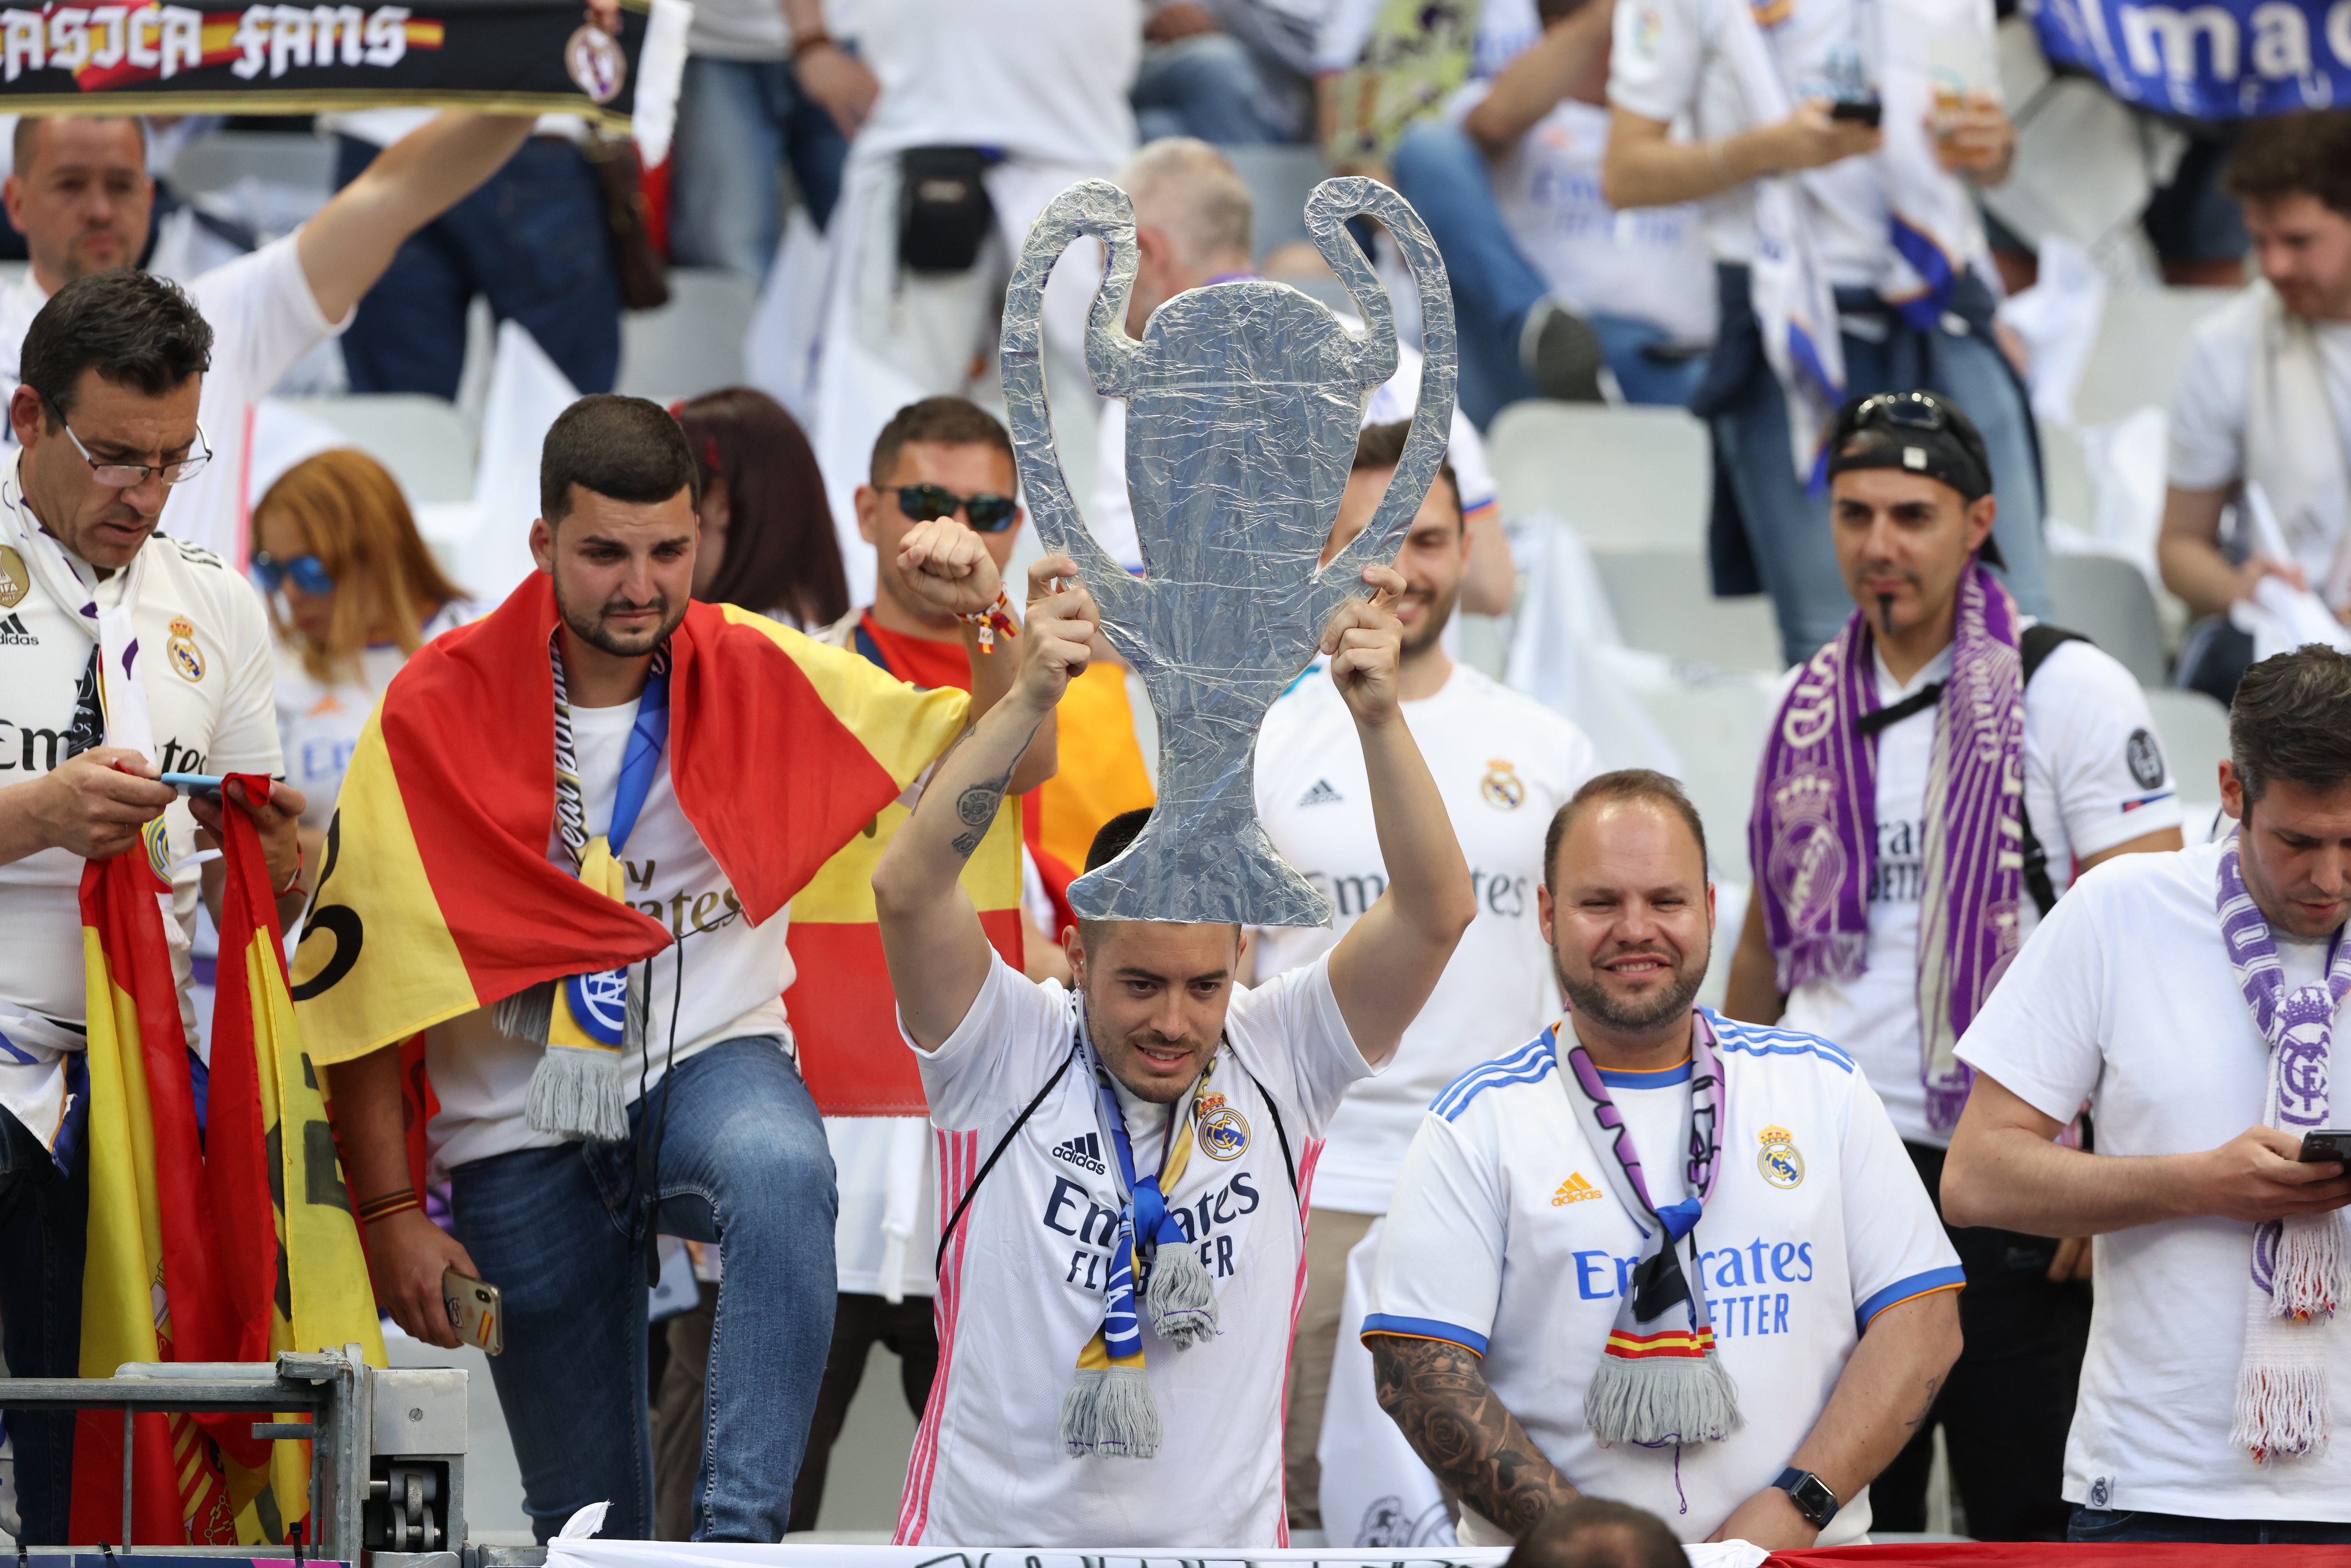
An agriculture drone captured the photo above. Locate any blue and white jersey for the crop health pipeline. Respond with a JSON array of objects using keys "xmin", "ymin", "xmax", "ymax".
[{"xmin": 1365, "ymin": 1012, "xmax": 1959, "ymax": 1546}]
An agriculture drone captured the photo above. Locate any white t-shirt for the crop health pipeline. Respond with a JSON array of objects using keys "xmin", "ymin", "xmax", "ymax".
[
  {"xmin": 686, "ymin": 0, "xmax": 789, "ymax": 60},
  {"xmin": 0, "ymin": 485, "xmax": 281, "ymax": 1141},
  {"xmin": 1608, "ymin": 0, "xmax": 1899, "ymax": 287},
  {"xmin": 0, "ymin": 236, "xmax": 349, "ymax": 566},
  {"xmin": 828, "ymin": 1113, "xmax": 939, "ymax": 1300},
  {"xmin": 847, "ymin": 0, "xmax": 1143, "ymax": 168},
  {"xmin": 1955, "ymin": 840, "xmax": 2351, "ymax": 1521},
  {"xmin": 1368, "ymin": 1014, "xmax": 1961, "ymax": 1545},
  {"xmin": 275, "ymin": 600, "xmax": 481, "ymax": 832},
  {"xmin": 1088, "ymin": 328, "xmax": 1497, "ymax": 574},
  {"xmin": 898, "ymin": 950, "xmax": 1371, "ymax": 1547},
  {"xmin": 1252, "ymin": 662, "xmax": 1595, "ymax": 1214},
  {"xmin": 1775, "ymin": 637, "xmax": 2183, "ymax": 1147},
  {"xmin": 423, "ymin": 695, "xmax": 793, "ymax": 1173},
  {"xmin": 1453, "ymin": 91, "xmax": 1717, "ymax": 345}
]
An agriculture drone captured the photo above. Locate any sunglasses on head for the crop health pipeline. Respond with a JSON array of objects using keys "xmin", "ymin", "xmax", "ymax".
[
  {"xmin": 897, "ymin": 482, "xmax": 1019, "ymax": 533},
  {"xmin": 250, "ymin": 551, "xmax": 334, "ymax": 597},
  {"xmin": 1842, "ymin": 390, "xmax": 1951, "ymax": 437}
]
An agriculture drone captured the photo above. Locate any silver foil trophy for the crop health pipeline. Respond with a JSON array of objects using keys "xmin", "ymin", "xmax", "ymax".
[{"xmin": 1001, "ymin": 176, "xmax": 1458, "ymax": 927}]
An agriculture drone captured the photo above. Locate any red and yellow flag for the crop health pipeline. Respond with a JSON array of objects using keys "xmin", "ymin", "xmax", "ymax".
[
  {"xmin": 290, "ymin": 576, "xmax": 969, "ymax": 1076},
  {"xmin": 73, "ymin": 774, "xmax": 383, "ymax": 1546}
]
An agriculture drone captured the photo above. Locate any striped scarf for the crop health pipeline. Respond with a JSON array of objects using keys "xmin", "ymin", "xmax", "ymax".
[{"xmin": 2219, "ymin": 832, "xmax": 2351, "ymax": 1461}]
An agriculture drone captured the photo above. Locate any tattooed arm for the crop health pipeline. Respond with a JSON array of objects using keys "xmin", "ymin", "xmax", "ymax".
[
  {"xmin": 1706, "ymin": 1289, "xmax": 1962, "ymax": 1548},
  {"xmin": 1368, "ymin": 1335, "xmax": 1578, "ymax": 1536},
  {"xmin": 876, "ymin": 556, "xmax": 1098, "ymax": 1050}
]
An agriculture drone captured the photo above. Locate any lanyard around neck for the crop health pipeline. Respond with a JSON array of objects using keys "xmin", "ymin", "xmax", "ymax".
[{"xmin": 550, "ymin": 634, "xmax": 671, "ymax": 867}]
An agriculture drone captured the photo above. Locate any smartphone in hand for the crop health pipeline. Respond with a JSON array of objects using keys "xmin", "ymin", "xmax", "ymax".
[
  {"xmin": 442, "ymin": 1269, "xmax": 504, "ymax": 1355},
  {"xmin": 1828, "ymin": 98, "xmax": 1883, "ymax": 126},
  {"xmin": 2296, "ymin": 1129, "xmax": 2351, "ymax": 1164}
]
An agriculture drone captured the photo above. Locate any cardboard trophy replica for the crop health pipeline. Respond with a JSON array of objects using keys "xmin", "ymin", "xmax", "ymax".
[{"xmin": 1000, "ymin": 176, "xmax": 1458, "ymax": 927}]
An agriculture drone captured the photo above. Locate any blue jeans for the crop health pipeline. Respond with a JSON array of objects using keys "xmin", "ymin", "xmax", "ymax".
[
  {"xmin": 1133, "ymin": 32, "xmax": 1307, "ymax": 145},
  {"xmin": 671, "ymin": 55, "xmax": 848, "ymax": 278},
  {"xmin": 335, "ymin": 134, "xmax": 622, "ymax": 398},
  {"xmin": 0, "ymin": 1103, "xmax": 86, "ymax": 1544},
  {"xmin": 1389, "ymin": 118, "xmax": 1706, "ymax": 422},
  {"xmin": 2069, "ymin": 1506, "xmax": 2351, "ymax": 1544},
  {"xmin": 450, "ymin": 1036, "xmax": 837, "ymax": 1543},
  {"xmin": 1699, "ymin": 263, "xmax": 2051, "ymax": 666}
]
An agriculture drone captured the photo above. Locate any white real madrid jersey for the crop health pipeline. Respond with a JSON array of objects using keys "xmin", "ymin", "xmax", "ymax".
[
  {"xmin": 1253, "ymin": 662, "xmax": 1594, "ymax": 1215},
  {"xmin": 1367, "ymin": 1013, "xmax": 1960, "ymax": 1545},
  {"xmin": 900, "ymin": 950, "xmax": 1371, "ymax": 1547}
]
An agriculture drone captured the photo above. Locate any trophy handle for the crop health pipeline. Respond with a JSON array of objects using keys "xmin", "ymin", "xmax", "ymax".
[
  {"xmin": 1001, "ymin": 179, "xmax": 1145, "ymax": 619},
  {"xmin": 1304, "ymin": 178, "xmax": 1460, "ymax": 632}
]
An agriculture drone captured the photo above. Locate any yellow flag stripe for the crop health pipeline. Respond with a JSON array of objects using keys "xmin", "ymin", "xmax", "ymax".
[
  {"xmin": 789, "ymin": 797, "xmax": 1022, "ymax": 924},
  {"xmin": 79, "ymin": 927, "xmax": 166, "ymax": 1379}
]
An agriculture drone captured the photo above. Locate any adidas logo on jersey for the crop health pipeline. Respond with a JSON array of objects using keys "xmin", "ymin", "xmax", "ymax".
[
  {"xmin": 1552, "ymin": 1172, "xmax": 1602, "ymax": 1206},
  {"xmin": 1051, "ymin": 1132, "xmax": 1106, "ymax": 1174},
  {"xmin": 0, "ymin": 614, "xmax": 34, "ymax": 646},
  {"xmin": 1297, "ymin": 779, "xmax": 1343, "ymax": 808}
]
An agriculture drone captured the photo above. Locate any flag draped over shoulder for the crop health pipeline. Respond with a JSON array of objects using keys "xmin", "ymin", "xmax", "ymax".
[
  {"xmin": 292, "ymin": 575, "xmax": 969, "ymax": 1075},
  {"xmin": 73, "ymin": 775, "xmax": 383, "ymax": 1546}
]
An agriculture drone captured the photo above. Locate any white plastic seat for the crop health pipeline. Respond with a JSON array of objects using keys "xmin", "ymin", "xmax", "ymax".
[
  {"xmin": 616, "ymin": 268, "xmax": 759, "ymax": 402},
  {"xmin": 2046, "ymin": 552, "xmax": 2168, "ymax": 686},
  {"xmin": 2142, "ymin": 686, "xmax": 2232, "ymax": 806},
  {"xmin": 273, "ymin": 393, "xmax": 478, "ymax": 505},
  {"xmin": 1589, "ymin": 547, "xmax": 1783, "ymax": 675},
  {"xmin": 1486, "ymin": 400, "xmax": 1713, "ymax": 552}
]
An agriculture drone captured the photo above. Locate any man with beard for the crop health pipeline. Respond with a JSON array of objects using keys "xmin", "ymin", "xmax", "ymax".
[
  {"xmin": 313, "ymin": 394, "xmax": 1015, "ymax": 1541},
  {"xmin": 873, "ymin": 552, "xmax": 1476, "ymax": 1546},
  {"xmin": 1251, "ymin": 418, "xmax": 1594, "ymax": 1528},
  {"xmin": 1365, "ymin": 770, "xmax": 1960, "ymax": 1550}
]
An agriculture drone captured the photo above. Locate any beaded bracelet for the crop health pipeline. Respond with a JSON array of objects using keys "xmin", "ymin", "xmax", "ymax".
[{"xmin": 957, "ymin": 587, "xmax": 1020, "ymax": 654}]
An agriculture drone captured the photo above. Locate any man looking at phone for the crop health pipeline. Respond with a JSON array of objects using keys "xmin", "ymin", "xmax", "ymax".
[
  {"xmin": 1944, "ymin": 646, "xmax": 2351, "ymax": 1545},
  {"xmin": 0, "ymin": 271, "xmax": 306, "ymax": 1544}
]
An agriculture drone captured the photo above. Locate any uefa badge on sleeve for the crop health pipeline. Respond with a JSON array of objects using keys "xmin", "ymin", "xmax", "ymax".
[{"xmin": 1758, "ymin": 1124, "xmax": 1804, "ymax": 1189}]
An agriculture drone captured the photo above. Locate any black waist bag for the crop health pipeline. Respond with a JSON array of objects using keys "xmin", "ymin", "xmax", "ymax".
[{"xmin": 899, "ymin": 146, "xmax": 996, "ymax": 273}]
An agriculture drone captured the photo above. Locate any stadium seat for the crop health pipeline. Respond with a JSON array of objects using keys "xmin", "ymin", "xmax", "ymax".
[
  {"xmin": 1223, "ymin": 144, "xmax": 1328, "ymax": 264},
  {"xmin": 1590, "ymin": 548, "xmax": 1783, "ymax": 674},
  {"xmin": 617, "ymin": 268, "xmax": 759, "ymax": 403},
  {"xmin": 1629, "ymin": 676, "xmax": 1775, "ymax": 875},
  {"xmin": 166, "ymin": 128, "xmax": 336, "ymax": 197},
  {"xmin": 1486, "ymin": 401, "xmax": 1712, "ymax": 551},
  {"xmin": 2046, "ymin": 552, "xmax": 2169, "ymax": 686},
  {"xmin": 2070, "ymin": 286, "xmax": 2236, "ymax": 426},
  {"xmin": 276, "ymin": 393, "xmax": 479, "ymax": 505},
  {"xmin": 2142, "ymin": 686, "xmax": 2232, "ymax": 804}
]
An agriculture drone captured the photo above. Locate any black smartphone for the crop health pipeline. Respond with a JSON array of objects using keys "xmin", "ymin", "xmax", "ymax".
[
  {"xmin": 2297, "ymin": 1129, "xmax": 2351, "ymax": 1164},
  {"xmin": 1829, "ymin": 98, "xmax": 1883, "ymax": 126}
]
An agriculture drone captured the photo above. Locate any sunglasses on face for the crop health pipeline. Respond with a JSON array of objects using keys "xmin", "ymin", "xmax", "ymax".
[
  {"xmin": 897, "ymin": 482, "xmax": 1019, "ymax": 533},
  {"xmin": 250, "ymin": 551, "xmax": 335, "ymax": 597}
]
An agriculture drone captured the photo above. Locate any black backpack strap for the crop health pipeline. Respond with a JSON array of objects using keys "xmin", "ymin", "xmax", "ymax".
[
  {"xmin": 2017, "ymin": 623, "xmax": 2090, "ymax": 919},
  {"xmin": 1235, "ymin": 1059, "xmax": 1302, "ymax": 1214},
  {"xmin": 934, "ymin": 1043, "xmax": 1078, "ymax": 1275}
]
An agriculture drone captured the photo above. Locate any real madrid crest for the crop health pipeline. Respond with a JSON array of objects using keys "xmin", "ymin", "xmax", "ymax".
[
  {"xmin": 1758, "ymin": 1123, "xmax": 1804, "ymax": 1189},
  {"xmin": 1479, "ymin": 757, "xmax": 1525, "ymax": 811},
  {"xmin": 0, "ymin": 543, "xmax": 26, "ymax": 609},
  {"xmin": 1193, "ymin": 1090, "xmax": 1250, "ymax": 1160},
  {"xmin": 166, "ymin": 615, "xmax": 203, "ymax": 682},
  {"xmin": 565, "ymin": 24, "xmax": 627, "ymax": 104}
]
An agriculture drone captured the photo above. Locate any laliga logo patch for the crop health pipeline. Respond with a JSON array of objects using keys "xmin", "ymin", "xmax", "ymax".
[
  {"xmin": 565, "ymin": 24, "xmax": 626, "ymax": 104},
  {"xmin": 1758, "ymin": 1123, "xmax": 1805, "ymax": 1189},
  {"xmin": 167, "ymin": 615, "xmax": 204, "ymax": 682},
  {"xmin": 1480, "ymin": 757, "xmax": 1525, "ymax": 811},
  {"xmin": 567, "ymin": 967, "xmax": 631, "ymax": 1046},
  {"xmin": 1194, "ymin": 1091, "xmax": 1249, "ymax": 1161}
]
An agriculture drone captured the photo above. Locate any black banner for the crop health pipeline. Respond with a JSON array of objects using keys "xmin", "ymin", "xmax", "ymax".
[{"xmin": 0, "ymin": 0, "xmax": 675, "ymax": 131}]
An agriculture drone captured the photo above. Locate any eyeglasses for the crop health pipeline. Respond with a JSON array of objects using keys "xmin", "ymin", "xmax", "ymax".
[
  {"xmin": 1842, "ymin": 390, "xmax": 1951, "ymax": 436},
  {"xmin": 46, "ymin": 400, "xmax": 212, "ymax": 487},
  {"xmin": 250, "ymin": 551, "xmax": 335, "ymax": 597},
  {"xmin": 897, "ymin": 482, "xmax": 1019, "ymax": 533}
]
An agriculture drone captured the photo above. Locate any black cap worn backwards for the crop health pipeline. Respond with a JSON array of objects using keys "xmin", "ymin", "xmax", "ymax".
[{"xmin": 1825, "ymin": 390, "xmax": 2005, "ymax": 568}]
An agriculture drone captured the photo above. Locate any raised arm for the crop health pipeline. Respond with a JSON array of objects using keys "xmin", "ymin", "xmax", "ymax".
[
  {"xmin": 874, "ymin": 557, "xmax": 1097, "ymax": 1049},
  {"xmin": 1941, "ymin": 1068, "xmax": 2351, "ymax": 1235},
  {"xmin": 893, "ymin": 515, "xmax": 1058, "ymax": 794},
  {"xmin": 1323, "ymin": 566, "xmax": 1476, "ymax": 1065},
  {"xmin": 296, "ymin": 112, "xmax": 542, "ymax": 323},
  {"xmin": 1370, "ymin": 1336, "xmax": 1578, "ymax": 1535},
  {"xmin": 1463, "ymin": 2, "xmax": 1612, "ymax": 158},
  {"xmin": 1707, "ymin": 1290, "xmax": 1962, "ymax": 1549}
]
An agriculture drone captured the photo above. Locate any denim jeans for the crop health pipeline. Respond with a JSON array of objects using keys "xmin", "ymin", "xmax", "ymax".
[
  {"xmin": 449, "ymin": 1036, "xmax": 836, "ymax": 1543},
  {"xmin": 0, "ymin": 1102, "xmax": 87, "ymax": 1545},
  {"xmin": 1700, "ymin": 264, "xmax": 2052, "ymax": 666},
  {"xmin": 1132, "ymin": 32, "xmax": 1307, "ymax": 145},
  {"xmin": 1389, "ymin": 118, "xmax": 1706, "ymax": 422},
  {"xmin": 2069, "ymin": 1506, "xmax": 2351, "ymax": 1544},
  {"xmin": 670, "ymin": 55, "xmax": 848, "ymax": 279},
  {"xmin": 334, "ymin": 134, "xmax": 622, "ymax": 399}
]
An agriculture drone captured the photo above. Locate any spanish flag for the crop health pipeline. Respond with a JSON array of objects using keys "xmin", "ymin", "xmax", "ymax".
[
  {"xmin": 72, "ymin": 775, "xmax": 383, "ymax": 1546},
  {"xmin": 290, "ymin": 575, "xmax": 969, "ymax": 1077},
  {"xmin": 784, "ymin": 612, "xmax": 1021, "ymax": 1116}
]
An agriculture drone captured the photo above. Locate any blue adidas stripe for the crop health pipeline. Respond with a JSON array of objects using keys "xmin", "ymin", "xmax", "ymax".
[
  {"xmin": 1708, "ymin": 1010, "xmax": 1854, "ymax": 1073},
  {"xmin": 1432, "ymin": 1030, "xmax": 1560, "ymax": 1121}
]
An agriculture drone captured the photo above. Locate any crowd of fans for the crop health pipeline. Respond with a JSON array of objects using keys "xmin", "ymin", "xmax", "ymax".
[{"xmin": 2, "ymin": 0, "xmax": 2351, "ymax": 1558}]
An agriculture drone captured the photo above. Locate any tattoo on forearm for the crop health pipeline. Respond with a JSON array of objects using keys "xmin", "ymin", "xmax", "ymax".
[
  {"xmin": 1371, "ymin": 1336, "xmax": 1576, "ymax": 1536},
  {"xmin": 1905, "ymin": 1374, "xmax": 1943, "ymax": 1431},
  {"xmin": 939, "ymin": 717, "xmax": 1044, "ymax": 863}
]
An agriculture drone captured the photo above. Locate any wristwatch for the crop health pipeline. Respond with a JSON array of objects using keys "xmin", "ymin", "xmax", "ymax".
[{"xmin": 1773, "ymin": 1467, "xmax": 1838, "ymax": 1530}]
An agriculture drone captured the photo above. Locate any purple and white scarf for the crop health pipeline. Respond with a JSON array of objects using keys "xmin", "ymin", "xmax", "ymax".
[
  {"xmin": 2218, "ymin": 832, "xmax": 2351, "ymax": 1461},
  {"xmin": 1749, "ymin": 561, "xmax": 2026, "ymax": 1133}
]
